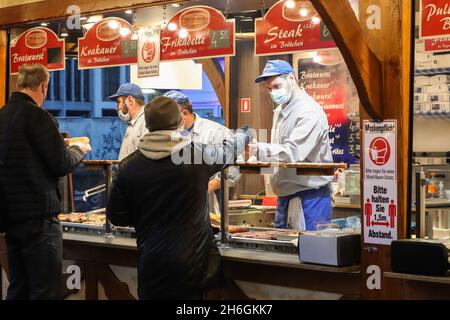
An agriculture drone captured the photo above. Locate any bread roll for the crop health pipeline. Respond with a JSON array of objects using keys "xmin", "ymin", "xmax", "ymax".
[{"xmin": 68, "ymin": 136, "xmax": 90, "ymax": 144}]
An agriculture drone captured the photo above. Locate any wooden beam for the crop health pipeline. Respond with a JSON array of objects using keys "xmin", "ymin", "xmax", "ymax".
[
  {"xmin": 310, "ymin": 0, "xmax": 383, "ymax": 120},
  {"xmin": 195, "ymin": 58, "xmax": 226, "ymax": 113},
  {"xmin": 0, "ymin": 30, "xmax": 6, "ymax": 107},
  {"xmin": 0, "ymin": 0, "xmax": 184, "ymax": 27}
]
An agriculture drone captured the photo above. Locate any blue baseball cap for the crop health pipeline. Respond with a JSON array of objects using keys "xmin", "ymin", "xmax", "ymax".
[
  {"xmin": 163, "ymin": 90, "xmax": 190, "ymax": 104},
  {"xmin": 255, "ymin": 60, "xmax": 295, "ymax": 83},
  {"xmin": 107, "ymin": 83, "xmax": 145, "ymax": 101}
]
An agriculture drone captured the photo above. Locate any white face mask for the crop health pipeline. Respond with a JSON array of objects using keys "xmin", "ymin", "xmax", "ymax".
[
  {"xmin": 269, "ymin": 85, "xmax": 292, "ymax": 105},
  {"xmin": 117, "ymin": 101, "xmax": 131, "ymax": 122}
]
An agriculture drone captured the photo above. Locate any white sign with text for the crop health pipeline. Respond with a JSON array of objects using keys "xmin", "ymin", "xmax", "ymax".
[
  {"xmin": 363, "ymin": 120, "xmax": 397, "ymax": 245},
  {"xmin": 137, "ymin": 27, "xmax": 160, "ymax": 78}
]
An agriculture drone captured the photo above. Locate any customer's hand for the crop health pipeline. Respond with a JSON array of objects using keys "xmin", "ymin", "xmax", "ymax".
[{"xmin": 71, "ymin": 142, "xmax": 92, "ymax": 155}]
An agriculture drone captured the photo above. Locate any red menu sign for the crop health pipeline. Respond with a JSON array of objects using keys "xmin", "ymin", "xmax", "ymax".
[
  {"xmin": 425, "ymin": 37, "xmax": 450, "ymax": 52},
  {"xmin": 78, "ymin": 17, "xmax": 137, "ymax": 69},
  {"xmin": 255, "ymin": 0, "xmax": 335, "ymax": 56},
  {"xmin": 420, "ymin": 0, "xmax": 450, "ymax": 39},
  {"xmin": 10, "ymin": 27, "xmax": 65, "ymax": 75},
  {"xmin": 160, "ymin": 6, "xmax": 235, "ymax": 61},
  {"xmin": 295, "ymin": 49, "xmax": 360, "ymax": 164}
]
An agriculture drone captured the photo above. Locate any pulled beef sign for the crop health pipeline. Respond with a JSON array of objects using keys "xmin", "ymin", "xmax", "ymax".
[
  {"xmin": 78, "ymin": 17, "xmax": 137, "ymax": 69},
  {"xmin": 420, "ymin": 0, "xmax": 450, "ymax": 39},
  {"xmin": 255, "ymin": 0, "xmax": 335, "ymax": 56},
  {"xmin": 160, "ymin": 6, "xmax": 235, "ymax": 61},
  {"xmin": 10, "ymin": 27, "xmax": 65, "ymax": 74}
]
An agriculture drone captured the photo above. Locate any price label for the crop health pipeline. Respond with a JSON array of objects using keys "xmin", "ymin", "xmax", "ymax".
[
  {"xmin": 210, "ymin": 29, "xmax": 230, "ymax": 49},
  {"xmin": 122, "ymin": 40, "xmax": 137, "ymax": 58}
]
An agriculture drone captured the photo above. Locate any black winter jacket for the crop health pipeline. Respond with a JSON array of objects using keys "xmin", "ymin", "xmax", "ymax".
[
  {"xmin": 107, "ymin": 132, "xmax": 250, "ymax": 299},
  {"xmin": 0, "ymin": 92, "xmax": 85, "ymax": 236}
]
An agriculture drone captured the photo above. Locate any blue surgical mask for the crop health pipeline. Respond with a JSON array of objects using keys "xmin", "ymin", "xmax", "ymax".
[{"xmin": 269, "ymin": 86, "xmax": 292, "ymax": 105}]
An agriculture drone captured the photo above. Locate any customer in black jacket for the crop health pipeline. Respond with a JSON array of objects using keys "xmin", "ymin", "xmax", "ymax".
[
  {"xmin": 107, "ymin": 96, "xmax": 253, "ymax": 300},
  {"xmin": 0, "ymin": 64, "xmax": 91, "ymax": 300}
]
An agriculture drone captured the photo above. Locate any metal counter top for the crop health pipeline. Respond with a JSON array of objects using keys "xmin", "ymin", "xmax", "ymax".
[{"xmin": 62, "ymin": 233, "xmax": 360, "ymax": 273}]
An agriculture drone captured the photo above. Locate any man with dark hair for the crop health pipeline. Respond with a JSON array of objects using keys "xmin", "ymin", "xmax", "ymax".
[
  {"xmin": 107, "ymin": 83, "xmax": 147, "ymax": 160},
  {"xmin": 0, "ymin": 64, "xmax": 91, "ymax": 299},
  {"xmin": 107, "ymin": 96, "xmax": 253, "ymax": 300}
]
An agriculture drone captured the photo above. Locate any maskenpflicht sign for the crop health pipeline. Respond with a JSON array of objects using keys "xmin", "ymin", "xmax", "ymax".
[{"xmin": 363, "ymin": 120, "xmax": 397, "ymax": 245}]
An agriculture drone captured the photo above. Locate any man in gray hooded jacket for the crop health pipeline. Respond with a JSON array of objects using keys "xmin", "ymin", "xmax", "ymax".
[{"xmin": 107, "ymin": 96, "xmax": 253, "ymax": 300}]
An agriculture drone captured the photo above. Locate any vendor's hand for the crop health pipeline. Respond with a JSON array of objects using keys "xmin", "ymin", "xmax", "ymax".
[
  {"xmin": 71, "ymin": 142, "xmax": 92, "ymax": 155},
  {"xmin": 248, "ymin": 139, "xmax": 258, "ymax": 156},
  {"xmin": 236, "ymin": 125, "xmax": 255, "ymax": 144},
  {"xmin": 208, "ymin": 179, "xmax": 221, "ymax": 193}
]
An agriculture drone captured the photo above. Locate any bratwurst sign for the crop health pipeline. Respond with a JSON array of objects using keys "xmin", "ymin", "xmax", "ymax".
[
  {"xmin": 255, "ymin": 0, "xmax": 335, "ymax": 56},
  {"xmin": 78, "ymin": 17, "xmax": 137, "ymax": 69},
  {"xmin": 10, "ymin": 27, "xmax": 65, "ymax": 74},
  {"xmin": 160, "ymin": 6, "xmax": 235, "ymax": 61}
]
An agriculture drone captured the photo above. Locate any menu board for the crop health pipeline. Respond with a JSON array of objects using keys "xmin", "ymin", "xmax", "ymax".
[
  {"xmin": 160, "ymin": 6, "xmax": 235, "ymax": 61},
  {"xmin": 294, "ymin": 49, "xmax": 360, "ymax": 164},
  {"xmin": 78, "ymin": 17, "xmax": 137, "ymax": 69},
  {"xmin": 10, "ymin": 27, "xmax": 65, "ymax": 74},
  {"xmin": 255, "ymin": 0, "xmax": 335, "ymax": 56},
  {"xmin": 419, "ymin": 0, "xmax": 450, "ymax": 39}
]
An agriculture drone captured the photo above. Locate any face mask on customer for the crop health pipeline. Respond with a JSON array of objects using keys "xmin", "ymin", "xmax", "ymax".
[
  {"xmin": 269, "ymin": 79, "xmax": 293, "ymax": 105},
  {"xmin": 117, "ymin": 100, "xmax": 131, "ymax": 122}
]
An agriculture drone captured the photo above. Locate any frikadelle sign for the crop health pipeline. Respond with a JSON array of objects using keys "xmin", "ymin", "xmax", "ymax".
[
  {"xmin": 78, "ymin": 17, "xmax": 137, "ymax": 69},
  {"xmin": 10, "ymin": 27, "xmax": 65, "ymax": 74},
  {"xmin": 160, "ymin": 6, "xmax": 235, "ymax": 61},
  {"xmin": 420, "ymin": 0, "xmax": 450, "ymax": 39},
  {"xmin": 255, "ymin": 0, "xmax": 335, "ymax": 56}
]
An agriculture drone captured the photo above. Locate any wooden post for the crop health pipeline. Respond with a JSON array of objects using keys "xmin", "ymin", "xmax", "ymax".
[
  {"xmin": 0, "ymin": 30, "xmax": 6, "ymax": 107},
  {"xmin": 311, "ymin": 0, "xmax": 412, "ymax": 299}
]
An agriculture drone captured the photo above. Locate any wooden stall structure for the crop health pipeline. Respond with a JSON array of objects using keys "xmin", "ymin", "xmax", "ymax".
[{"xmin": 1, "ymin": 0, "xmax": 449, "ymax": 300}]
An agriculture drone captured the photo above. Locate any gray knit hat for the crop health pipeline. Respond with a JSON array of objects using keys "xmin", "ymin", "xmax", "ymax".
[{"xmin": 145, "ymin": 96, "xmax": 182, "ymax": 132}]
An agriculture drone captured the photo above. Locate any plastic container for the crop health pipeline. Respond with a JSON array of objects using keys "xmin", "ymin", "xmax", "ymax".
[{"xmin": 428, "ymin": 173, "xmax": 438, "ymax": 198}]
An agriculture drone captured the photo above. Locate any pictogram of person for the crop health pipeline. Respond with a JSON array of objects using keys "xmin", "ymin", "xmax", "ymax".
[
  {"xmin": 388, "ymin": 199, "xmax": 396, "ymax": 229},
  {"xmin": 365, "ymin": 198, "xmax": 372, "ymax": 227}
]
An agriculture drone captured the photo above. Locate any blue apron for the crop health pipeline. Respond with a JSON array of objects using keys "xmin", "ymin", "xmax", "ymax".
[{"xmin": 275, "ymin": 184, "xmax": 332, "ymax": 230}]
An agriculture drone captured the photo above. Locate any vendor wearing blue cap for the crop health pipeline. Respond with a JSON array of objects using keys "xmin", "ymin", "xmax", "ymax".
[
  {"xmin": 163, "ymin": 90, "xmax": 240, "ymax": 214},
  {"xmin": 108, "ymin": 83, "xmax": 147, "ymax": 161},
  {"xmin": 250, "ymin": 60, "xmax": 333, "ymax": 231}
]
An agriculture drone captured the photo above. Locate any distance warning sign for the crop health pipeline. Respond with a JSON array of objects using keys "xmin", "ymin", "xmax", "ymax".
[{"xmin": 363, "ymin": 120, "xmax": 397, "ymax": 245}]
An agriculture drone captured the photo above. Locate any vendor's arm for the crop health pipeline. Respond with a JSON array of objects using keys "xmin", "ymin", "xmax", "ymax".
[{"xmin": 257, "ymin": 113, "xmax": 324, "ymax": 163}]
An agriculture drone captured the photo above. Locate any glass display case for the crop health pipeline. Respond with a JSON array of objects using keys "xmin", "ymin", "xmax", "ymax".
[{"xmin": 411, "ymin": 153, "xmax": 450, "ymax": 241}]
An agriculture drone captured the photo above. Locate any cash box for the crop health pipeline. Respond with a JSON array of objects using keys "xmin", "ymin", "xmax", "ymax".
[{"xmin": 298, "ymin": 229, "xmax": 361, "ymax": 267}]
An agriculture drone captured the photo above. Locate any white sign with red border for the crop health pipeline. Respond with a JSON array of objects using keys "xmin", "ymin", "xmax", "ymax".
[
  {"xmin": 241, "ymin": 98, "xmax": 251, "ymax": 113},
  {"xmin": 363, "ymin": 120, "xmax": 397, "ymax": 245},
  {"xmin": 137, "ymin": 27, "xmax": 160, "ymax": 78}
]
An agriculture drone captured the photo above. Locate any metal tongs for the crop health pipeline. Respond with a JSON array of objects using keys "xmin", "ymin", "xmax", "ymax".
[
  {"xmin": 85, "ymin": 207, "xmax": 106, "ymax": 220},
  {"xmin": 82, "ymin": 184, "xmax": 106, "ymax": 202}
]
